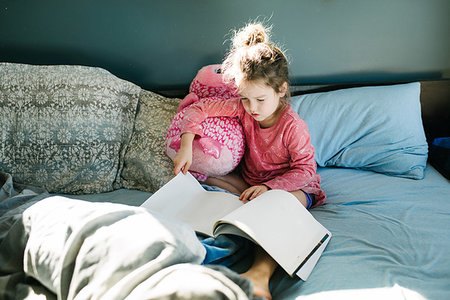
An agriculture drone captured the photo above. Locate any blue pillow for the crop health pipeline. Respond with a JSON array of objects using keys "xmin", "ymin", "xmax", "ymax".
[{"xmin": 290, "ymin": 82, "xmax": 428, "ymax": 179}]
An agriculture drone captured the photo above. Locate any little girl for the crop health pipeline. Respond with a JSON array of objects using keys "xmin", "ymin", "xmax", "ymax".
[{"xmin": 172, "ymin": 23, "xmax": 326, "ymax": 300}]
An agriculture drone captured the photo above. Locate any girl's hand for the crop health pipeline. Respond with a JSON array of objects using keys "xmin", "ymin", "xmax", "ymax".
[
  {"xmin": 172, "ymin": 146, "xmax": 192, "ymax": 175},
  {"xmin": 172, "ymin": 133, "xmax": 195, "ymax": 175},
  {"xmin": 239, "ymin": 185, "xmax": 269, "ymax": 203}
]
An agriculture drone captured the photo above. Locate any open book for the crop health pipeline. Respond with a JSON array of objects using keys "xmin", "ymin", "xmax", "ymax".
[{"xmin": 140, "ymin": 172, "xmax": 331, "ymax": 281}]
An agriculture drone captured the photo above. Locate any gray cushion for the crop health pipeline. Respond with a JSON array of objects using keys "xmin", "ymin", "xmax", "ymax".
[
  {"xmin": 121, "ymin": 90, "xmax": 180, "ymax": 193},
  {"xmin": 0, "ymin": 63, "xmax": 140, "ymax": 194}
]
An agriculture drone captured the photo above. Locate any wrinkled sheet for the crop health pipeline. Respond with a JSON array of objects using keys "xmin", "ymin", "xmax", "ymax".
[
  {"xmin": 0, "ymin": 172, "xmax": 253, "ymax": 300},
  {"xmin": 3, "ymin": 164, "xmax": 449, "ymax": 300},
  {"xmin": 68, "ymin": 165, "xmax": 450, "ymax": 300},
  {"xmin": 269, "ymin": 165, "xmax": 450, "ymax": 300}
]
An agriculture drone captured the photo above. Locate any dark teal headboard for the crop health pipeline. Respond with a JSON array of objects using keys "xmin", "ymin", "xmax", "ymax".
[{"xmin": 1, "ymin": 0, "xmax": 449, "ymax": 91}]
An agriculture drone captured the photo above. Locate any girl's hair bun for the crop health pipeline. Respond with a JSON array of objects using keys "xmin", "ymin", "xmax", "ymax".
[
  {"xmin": 222, "ymin": 22, "xmax": 289, "ymax": 95},
  {"xmin": 232, "ymin": 23, "xmax": 269, "ymax": 48}
]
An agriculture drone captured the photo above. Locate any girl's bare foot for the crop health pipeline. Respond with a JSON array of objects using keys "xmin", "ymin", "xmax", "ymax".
[
  {"xmin": 240, "ymin": 246, "xmax": 277, "ymax": 299},
  {"xmin": 241, "ymin": 269, "xmax": 272, "ymax": 300}
]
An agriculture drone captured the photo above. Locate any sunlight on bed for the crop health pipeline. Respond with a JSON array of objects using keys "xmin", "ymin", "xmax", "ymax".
[{"xmin": 295, "ymin": 284, "xmax": 427, "ymax": 300}]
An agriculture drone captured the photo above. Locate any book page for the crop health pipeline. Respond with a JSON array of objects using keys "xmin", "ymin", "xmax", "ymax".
[
  {"xmin": 140, "ymin": 172, "xmax": 243, "ymax": 236},
  {"xmin": 213, "ymin": 189, "xmax": 330, "ymax": 277}
]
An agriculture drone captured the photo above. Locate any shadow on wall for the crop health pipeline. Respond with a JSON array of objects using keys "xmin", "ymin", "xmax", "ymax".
[
  {"xmin": 290, "ymin": 71, "xmax": 444, "ymax": 86},
  {"xmin": 0, "ymin": 45, "xmax": 150, "ymax": 89},
  {"xmin": 1, "ymin": 45, "xmax": 445, "ymax": 94},
  {"xmin": 1, "ymin": 45, "xmax": 226, "ymax": 92}
]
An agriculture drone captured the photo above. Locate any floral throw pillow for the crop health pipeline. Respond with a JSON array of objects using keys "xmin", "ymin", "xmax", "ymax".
[
  {"xmin": 121, "ymin": 90, "xmax": 180, "ymax": 193},
  {"xmin": 0, "ymin": 63, "xmax": 140, "ymax": 194}
]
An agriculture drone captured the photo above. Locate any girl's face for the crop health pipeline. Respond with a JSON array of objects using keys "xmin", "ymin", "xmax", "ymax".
[{"xmin": 239, "ymin": 79, "xmax": 287, "ymax": 128}]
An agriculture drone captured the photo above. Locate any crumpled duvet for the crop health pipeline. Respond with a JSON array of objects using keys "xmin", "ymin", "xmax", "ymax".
[{"xmin": 0, "ymin": 172, "xmax": 253, "ymax": 300}]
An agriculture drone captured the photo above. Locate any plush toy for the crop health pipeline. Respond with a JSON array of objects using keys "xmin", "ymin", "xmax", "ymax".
[{"xmin": 165, "ymin": 64, "xmax": 245, "ymax": 182}]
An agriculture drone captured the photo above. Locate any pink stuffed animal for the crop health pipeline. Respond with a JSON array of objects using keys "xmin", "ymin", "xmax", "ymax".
[{"xmin": 165, "ymin": 64, "xmax": 245, "ymax": 181}]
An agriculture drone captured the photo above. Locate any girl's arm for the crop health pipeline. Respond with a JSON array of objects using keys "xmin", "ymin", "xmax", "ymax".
[
  {"xmin": 181, "ymin": 98, "xmax": 243, "ymax": 136},
  {"xmin": 264, "ymin": 124, "xmax": 317, "ymax": 191},
  {"xmin": 172, "ymin": 132, "xmax": 195, "ymax": 175},
  {"xmin": 174, "ymin": 98, "xmax": 243, "ymax": 175}
]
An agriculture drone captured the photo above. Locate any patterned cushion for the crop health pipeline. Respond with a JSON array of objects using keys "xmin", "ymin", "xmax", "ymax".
[
  {"xmin": 0, "ymin": 63, "xmax": 140, "ymax": 194},
  {"xmin": 121, "ymin": 90, "xmax": 180, "ymax": 193}
]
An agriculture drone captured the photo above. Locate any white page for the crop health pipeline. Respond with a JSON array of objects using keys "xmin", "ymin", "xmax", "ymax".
[
  {"xmin": 214, "ymin": 189, "xmax": 329, "ymax": 276},
  {"xmin": 140, "ymin": 172, "xmax": 243, "ymax": 236}
]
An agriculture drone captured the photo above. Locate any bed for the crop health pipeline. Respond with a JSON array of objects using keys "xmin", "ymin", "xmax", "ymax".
[{"xmin": 0, "ymin": 63, "xmax": 449, "ymax": 300}]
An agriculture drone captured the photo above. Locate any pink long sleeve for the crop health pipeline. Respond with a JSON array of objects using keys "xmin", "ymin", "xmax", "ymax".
[
  {"xmin": 259, "ymin": 122, "xmax": 317, "ymax": 190},
  {"xmin": 240, "ymin": 106, "xmax": 326, "ymax": 205},
  {"xmin": 180, "ymin": 98, "xmax": 244, "ymax": 137}
]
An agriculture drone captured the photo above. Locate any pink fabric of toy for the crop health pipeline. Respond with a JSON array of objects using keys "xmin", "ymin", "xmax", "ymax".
[{"xmin": 165, "ymin": 65, "xmax": 245, "ymax": 181}]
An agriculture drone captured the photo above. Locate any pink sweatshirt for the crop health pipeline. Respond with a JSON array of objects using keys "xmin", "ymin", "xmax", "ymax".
[{"xmin": 181, "ymin": 98, "xmax": 326, "ymax": 206}]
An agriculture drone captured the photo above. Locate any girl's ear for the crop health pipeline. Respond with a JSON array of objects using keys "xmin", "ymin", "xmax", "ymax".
[{"xmin": 278, "ymin": 82, "xmax": 288, "ymax": 97}]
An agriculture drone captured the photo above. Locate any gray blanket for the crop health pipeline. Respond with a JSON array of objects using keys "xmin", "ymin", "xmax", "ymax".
[{"xmin": 0, "ymin": 172, "xmax": 253, "ymax": 299}]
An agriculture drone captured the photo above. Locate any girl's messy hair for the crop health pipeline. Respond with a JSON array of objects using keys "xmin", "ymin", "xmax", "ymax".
[{"xmin": 222, "ymin": 22, "xmax": 290, "ymax": 97}]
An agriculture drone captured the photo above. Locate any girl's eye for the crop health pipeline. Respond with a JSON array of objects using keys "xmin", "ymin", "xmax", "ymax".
[
  {"xmin": 257, "ymin": 99, "xmax": 265, "ymax": 102},
  {"xmin": 240, "ymin": 97, "xmax": 248, "ymax": 101}
]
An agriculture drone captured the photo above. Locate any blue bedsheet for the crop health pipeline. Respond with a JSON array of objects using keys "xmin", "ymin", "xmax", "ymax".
[
  {"xmin": 57, "ymin": 164, "xmax": 449, "ymax": 299},
  {"xmin": 270, "ymin": 165, "xmax": 450, "ymax": 300}
]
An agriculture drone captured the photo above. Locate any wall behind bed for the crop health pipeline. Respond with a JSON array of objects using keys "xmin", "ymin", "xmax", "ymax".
[{"xmin": 0, "ymin": 0, "xmax": 449, "ymax": 92}]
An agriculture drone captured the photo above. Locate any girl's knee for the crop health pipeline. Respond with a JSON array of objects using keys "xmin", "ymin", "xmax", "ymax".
[{"xmin": 290, "ymin": 190, "xmax": 308, "ymax": 208}]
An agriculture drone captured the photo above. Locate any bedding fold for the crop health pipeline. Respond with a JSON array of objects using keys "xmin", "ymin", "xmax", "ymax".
[{"xmin": 0, "ymin": 171, "xmax": 253, "ymax": 300}]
